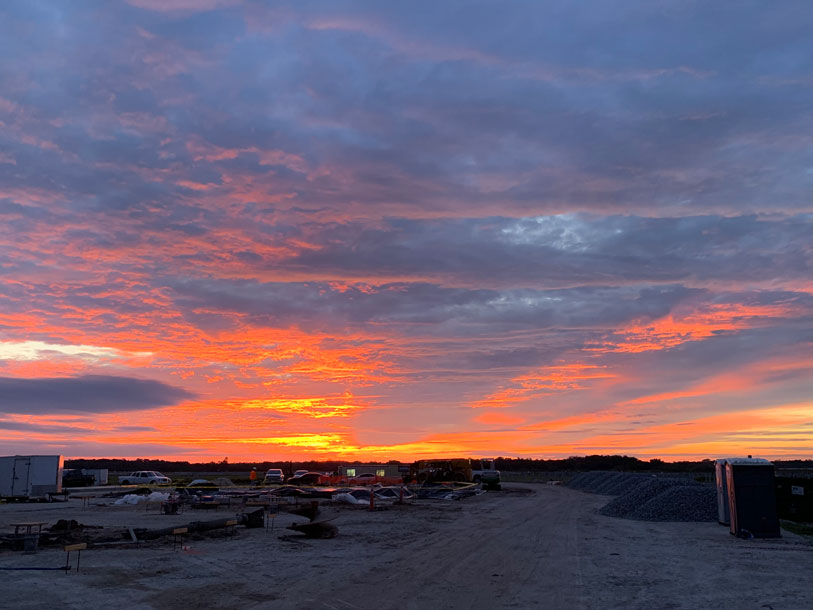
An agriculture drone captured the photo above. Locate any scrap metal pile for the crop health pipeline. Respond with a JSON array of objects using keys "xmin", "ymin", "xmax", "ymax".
[
  {"xmin": 415, "ymin": 482, "xmax": 483, "ymax": 500},
  {"xmin": 568, "ymin": 471, "xmax": 717, "ymax": 522},
  {"xmin": 0, "ymin": 509, "xmax": 267, "ymax": 552}
]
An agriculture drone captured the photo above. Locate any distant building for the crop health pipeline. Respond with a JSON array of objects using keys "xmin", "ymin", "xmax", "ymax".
[{"xmin": 338, "ymin": 464, "xmax": 401, "ymax": 479}]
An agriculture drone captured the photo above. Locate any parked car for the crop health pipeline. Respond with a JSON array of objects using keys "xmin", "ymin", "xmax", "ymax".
[
  {"xmin": 287, "ymin": 471, "xmax": 323, "ymax": 486},
  {"xmin": 62, "ymin": 469, "xmax": 95, "ymax": 487},
  {"xmin": 349, "ymin": 473, "xmax": 377, "ymax": 485},
  {"xmin": 293, "ymin": 469, "xmax": 309, "ymax": 478},
  {"xmin": 264, "ymin": 468, "xmax": 285, "ymax": 484},
  {"xmin": 118, "ymin": 471, "xmax": 171, "ymax": 485},
  {"xmin": 176, "ymin": 479, "xmax": 218, "ymax": 499}
]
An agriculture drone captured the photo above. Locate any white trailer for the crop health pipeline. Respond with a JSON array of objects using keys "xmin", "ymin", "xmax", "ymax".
[
  {"xmin": 0, "ymin": 455, "xmax": 64, "ymax": 500},
  {"xmin": 83, "ymin": 468, "xmax": 109, "ymax": 485}
]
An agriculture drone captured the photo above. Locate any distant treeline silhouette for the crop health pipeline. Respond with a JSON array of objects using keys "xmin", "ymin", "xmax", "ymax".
[{"xmin": 64, "ymin": 454, "xmax": 813, "ymax": 474}]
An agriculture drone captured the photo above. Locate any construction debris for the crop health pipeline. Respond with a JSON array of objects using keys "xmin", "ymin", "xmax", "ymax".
[
  {"xmin": 416, "ymin": 482, "xmax": 483, "ymax": 500},
  {"xmin": 288, "ymin": 502, "xmax": 320, "ymax": 521},
  {"xmin": 332, "ymin": 492, "xmax": 368, "ymax": 505},
  {"xmin": 375, "ymin": 486, "xmax": 415, "ymax": 501},
  {"xmin": 113, "ymin": 491, "xmax": 170, "ymax": 505},
  {"xmin": 286, "ymin": 517, "xmax": 338, "ymax": 539}
]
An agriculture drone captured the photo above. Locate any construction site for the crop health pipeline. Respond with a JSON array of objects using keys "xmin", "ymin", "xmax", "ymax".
[{"xmin": 1, "ymin": 459, "xmax": 812, "ymax": 610}]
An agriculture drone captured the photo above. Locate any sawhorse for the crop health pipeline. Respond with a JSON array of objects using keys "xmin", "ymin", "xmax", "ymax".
[
  {"xmin": 265, "ymin": 510, "xmax": 277, "ymax": 533},
  {"xmin": 63, "ymin": 543, "xmax": 87, "ymax": 574},
  {"xmin": 171, "ymin": 527, "xmax": 188, "ymax": 552}
]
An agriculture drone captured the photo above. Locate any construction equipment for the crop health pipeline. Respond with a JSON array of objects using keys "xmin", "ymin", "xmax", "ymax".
[{"xmin": 410, "ymin": 459, "xmax": 472, "ymax": 484}]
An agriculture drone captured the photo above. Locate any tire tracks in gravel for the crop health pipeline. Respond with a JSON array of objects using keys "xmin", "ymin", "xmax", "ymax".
[{"xmin": 301, "ymin": 485, "xmax": 587, "ymax": 610}]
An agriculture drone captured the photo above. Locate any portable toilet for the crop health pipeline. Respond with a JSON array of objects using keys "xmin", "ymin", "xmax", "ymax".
[
  {"xmin": 715, "ymin": 458, "xmax": 735, "ymax": 525},
  {"xmin": 726, "ymin": 458, "xmax": 780, "ymax": 538}
]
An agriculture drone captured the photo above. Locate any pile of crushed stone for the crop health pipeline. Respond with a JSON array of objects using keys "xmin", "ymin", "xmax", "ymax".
[{"xmin": 568, "ymin": 471, "xmax": 716, "ymax": 522}]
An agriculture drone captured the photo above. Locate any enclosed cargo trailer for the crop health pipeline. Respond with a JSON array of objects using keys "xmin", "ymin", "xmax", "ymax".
[
  {"xmin": 82, "ymin": 468, "xmax": 109, "ymax": 486},
  {"xmin": 0, "ymin": 455, "xmax": 64, "ymax": 500}
]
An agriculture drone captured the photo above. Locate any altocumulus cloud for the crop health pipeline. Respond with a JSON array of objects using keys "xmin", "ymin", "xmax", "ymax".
[{"xmin": 0, "ymin": 375, "xmax": 195, "ymax": 414}]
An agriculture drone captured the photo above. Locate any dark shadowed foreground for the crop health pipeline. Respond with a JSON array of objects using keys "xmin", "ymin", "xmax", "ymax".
[{"xmin": 1, "ymin": 484, "xmax": 811, "ymax": 609}]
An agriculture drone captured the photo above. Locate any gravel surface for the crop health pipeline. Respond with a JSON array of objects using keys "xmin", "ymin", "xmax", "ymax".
[{"xmin": 2, "ymin": 484, "xmax": 811, "ymax": 610}]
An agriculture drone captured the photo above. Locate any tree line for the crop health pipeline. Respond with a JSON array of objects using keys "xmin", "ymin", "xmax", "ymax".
[{"xmin": 64, "ymin": 454, "xmax": 813, "ymax": 474}]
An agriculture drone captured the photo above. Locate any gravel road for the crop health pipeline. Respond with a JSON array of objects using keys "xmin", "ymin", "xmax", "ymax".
[{"xmin": 1, "ymin": 484, "xmax": 811, "ymax": 610}]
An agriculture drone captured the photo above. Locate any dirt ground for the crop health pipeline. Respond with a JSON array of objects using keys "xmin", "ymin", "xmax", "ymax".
[{"xmin": 1, "ymin": 483, "xmax": 811, "ymax": 610}]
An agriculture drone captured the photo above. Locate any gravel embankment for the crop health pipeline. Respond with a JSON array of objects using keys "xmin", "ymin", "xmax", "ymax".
[{"xmin": 568, "ymin": 471, "xmax": 717, "ymax": 522}]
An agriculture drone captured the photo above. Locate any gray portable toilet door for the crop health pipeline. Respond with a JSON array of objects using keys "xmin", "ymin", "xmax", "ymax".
[
  {"xmin": 715, "ymin": 459, "xmax": 731, "ymax": 525},
  {"xmin": 12, "ymin": 457, "xmax": 31, "ymax": 496}
]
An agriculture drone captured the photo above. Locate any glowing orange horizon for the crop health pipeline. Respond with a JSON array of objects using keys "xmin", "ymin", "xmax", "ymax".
[{"xmin": 2, "ymin": 289, "xmax": 812, "ymax": 462}]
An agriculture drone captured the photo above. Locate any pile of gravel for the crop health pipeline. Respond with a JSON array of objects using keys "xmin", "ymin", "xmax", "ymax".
[
  {"xmin": 568, "ymin": 471, "xmax": 716, "ymax": 522},
  {"xmin": 628, "ymin": 485, "xmax": 717, "ymax": 522},
  {"xmin": 600, "ymin": 477, "xmax": 687, "ymax": 518},
  {"xmin": 594, "ymin": 473, "xmax": 649, "ymax": 496},
  {"xmin": 597, "ymin": 475, "xmax": 717, "ymax": 522},
  {"xmin": 567, "ymin": 471, "xmax": 607, "ymax": 491},
  {"xmin": 567, "ymin": 471, "xmax": 648, "ymax": 496},
  {"xmin": 604, "ymin": 473, "xmax": 649, "ymax": 496},
  {"xmin": 590, "ymin": 472, "xmax": 626, "ymax": 494}
]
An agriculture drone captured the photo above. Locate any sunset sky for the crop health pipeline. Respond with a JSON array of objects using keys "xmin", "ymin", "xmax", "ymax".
[{"xmin": 1, "ymin": 1, "xmax": 812, "ymax": 462}]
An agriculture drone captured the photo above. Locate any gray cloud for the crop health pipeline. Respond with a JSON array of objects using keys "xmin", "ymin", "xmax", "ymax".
[
  {"xmin": 167, "ymin": 278, "xmax": 704, "ymax": 334},
  {"xmin": 0, "ymin": 376, "xmax": 195, "ymax": 414},
  {"xmin": 0, "ymin": 420, "xmax": 93, "ymax": 435},
  {"xmin": 280, "ymin": 215, "xmax": 813, "ymax": 286},
  {"xmin": 2, "ymin": 2, "xmax": 813, "ymax": 219},
  {"xmin": 0, "ymin": 440, "xmax": 196, "ymax": 458}
]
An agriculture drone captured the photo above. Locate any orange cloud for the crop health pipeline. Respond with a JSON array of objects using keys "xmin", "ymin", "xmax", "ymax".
[
  {"xmin": 185, "ymin": 137, "xmax": 307, "ymax": 172},
  {"xmin": 565, "ymin": 402, "xmax": 813, "ymax": 460},
  {"xmin": 474, "ymin": 412, "xmax": 526, "ymax": 425},
  {"xmin": 472, "ymin": 363, "xmax": 615, "ymax": 409},
  {"xmin": 610, "ymin": 302, "xmax": 800, "ymax": 353},
  {"xmin": 235, "ymin": 395, "xmax": 365, "ymax": 419}
]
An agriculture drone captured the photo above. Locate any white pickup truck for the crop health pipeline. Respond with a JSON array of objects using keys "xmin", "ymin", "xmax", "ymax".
[{"xmin": 471, "ymin": 459, "xmax": 501, "ymax": 490}]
